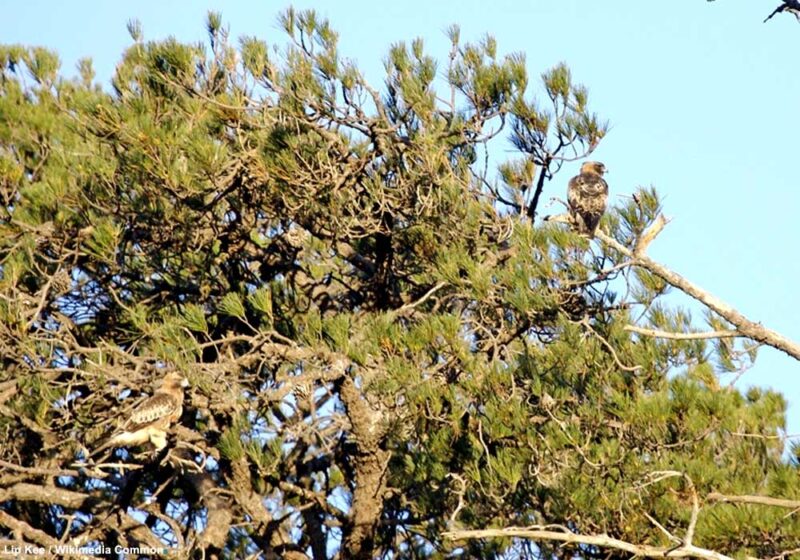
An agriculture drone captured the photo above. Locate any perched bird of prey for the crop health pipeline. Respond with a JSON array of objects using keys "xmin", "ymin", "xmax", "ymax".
[
  {"xmin": 91, "ymin": 370, "xmax": 189, "ymax": 457},
  {"xmin": 567, "ymin": 161, "xmax": 609, "ymax": 238}
]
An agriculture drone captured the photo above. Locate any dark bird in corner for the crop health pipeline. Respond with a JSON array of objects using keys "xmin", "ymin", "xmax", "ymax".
[
  {"xmin": 567, "ymin": 161, "xmax": 609, "ymax": 238},
  {"xmin": 763, "ymin": 0, "xmax": 800, "ymax": 23}
]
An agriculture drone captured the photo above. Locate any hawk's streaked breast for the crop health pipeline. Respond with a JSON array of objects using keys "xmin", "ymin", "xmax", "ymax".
[{"xmin": 567, "ymin": 161, "xmax": 608, "ymax": 238}]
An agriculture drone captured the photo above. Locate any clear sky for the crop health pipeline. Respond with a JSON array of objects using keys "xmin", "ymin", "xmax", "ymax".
[{"xmin": 3, "ymin": 1, "xmax": 799, "ymax": 434}]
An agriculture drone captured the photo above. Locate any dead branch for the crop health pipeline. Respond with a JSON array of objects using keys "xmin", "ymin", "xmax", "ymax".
[
  {"xmin": 708, "ymin": 492, "xmax": 800, "ymax": 510},
  {"xmin": 624, "ymin": 326, "xmax": 740, "ymax": 341},
  {"xmin": 634, "ymin": 213, "xmax": 669, "ymax": 257},
  {"xmin": 596, "ymin": 227, "xmax": 800, "ymax": 362},
  {"xmin": 442, "ymin": 526, "xmax": 734, "ymax": 560}
]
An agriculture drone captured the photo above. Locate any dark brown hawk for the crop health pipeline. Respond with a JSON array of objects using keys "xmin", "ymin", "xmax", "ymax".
[
  {"xmin": 92, "ymin": 370, "xmax": 188, "ymax": 456},
  {"xmin": 567, "ymin": 161, "xmax": 608, "ymax": 238}
]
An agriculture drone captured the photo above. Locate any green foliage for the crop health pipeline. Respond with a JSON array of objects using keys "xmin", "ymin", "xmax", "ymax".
[
  {"xmin": 218, "ymin": 292, "xmax": 246, "ymax": 319},
  {"xmin": 218, "ymin": 417, "xmax": 246, "ymax": 461},
  {"xmin": 180, "ymin": 303, "xmax": 209, "ymax": 333},
  {"xmin": 247, "ymin": 286, "xmax": 273, "ymax": 326}
]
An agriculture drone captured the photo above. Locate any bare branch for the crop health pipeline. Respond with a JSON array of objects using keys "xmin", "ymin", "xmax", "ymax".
[
  {"xmin": 395, "ymin": 281, "xmax": 446, "ymax": 317},
  {"xmin": 597, "ymin": 227, "xmax": 800, "ymax": 362},
  {"xmin": 442, "ymin": 526, "xmax": 735, "ymax": 560},
  {"xmin": 624, "ymin": 325, "xmax": 740, "ymax": 341},
  {"xmin": 527, "ymin": 156, "xmax": 552, "ymax": 221},
  {"xmin": 708, "ymin": 492, "xmax": 800, "ymax": 510},
  {"xmin": 0, "ymin": 511, "xmax": 67, "ymax": 552},
  {"xmin": 542, "ymin": 211, "xmax": 570, "ymax": 224},
  {"xmin": 0, "ymin": 483, "xmax": 103, "ymax": 510},
  {"xmin": 582, "ymin": 320, "xmax": 642, "ymax": 372},
  {"xmin": 634, "ymin": 213, "xmax": 669, "ymax": 257},
  {"xmin": 685, "ymin": 474, "xmax": 700, "ymax": 547}
]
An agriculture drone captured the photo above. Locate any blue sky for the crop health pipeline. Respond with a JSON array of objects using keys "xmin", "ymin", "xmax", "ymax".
[{"xmin": 4, "ymin": 1, "xmax": 799, "ymax": 434}]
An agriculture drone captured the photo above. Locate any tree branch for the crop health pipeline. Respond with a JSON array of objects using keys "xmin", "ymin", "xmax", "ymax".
[
  {"xmin": 708, "ymin": 492, "xmax": 800, "ymax": 510},
  {"xmin": 339, "ymin": 373, "xmax": 391, "ymax": 560},
  {"xmin": 442, "ymin": 526, "xmax": 735, "ymax": 560},
  {"xmin": 634, "ymin": 214, "xmax": 669, "ymax": 257},
  {"xmin": 526, "ymin": 156, "xmax": 551, "ymax": 221},
  {"xmin": 0, "ymin": 511, "xmax": 64, "ymax": 551},
  {"xmin": 596, "ymin": 227, "xmax": 800, "ymax": 362},
  {"xmin": 0, "ymin": 483, "xmax": 104, "ymax": 509},
  {"xmin": 624, "ymin": 326, "xmax": 741, "ymax": 341}
]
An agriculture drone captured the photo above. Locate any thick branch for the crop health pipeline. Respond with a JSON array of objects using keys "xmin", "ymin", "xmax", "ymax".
[
  {"xmin": 0, "ymin": 511, "xmax": 63, "ymax": 550},
  {"xmin": 339, "ymin": 374, "xmax": 391, "ymax": 560},
  {"xmin": 0, "ymin": 481, "xmax": 172, "ymax": 549},
  {"xmin": 0, "ymin": 483, "xmax": 104, "ymax": 509},
  {"xmin": 442, "ymin": 527, "xmax": 734, "ymax": 560},
  {"xmin": 184, "ymin": 466, "xmax": 232, "ymax": 550},
  {"xmin": 0, "ymin": 459, "xmax": 85, "ymax": 486},
  {"xmin": 597, "ymin": 229, "xmax": 800, "ymax": 362}
]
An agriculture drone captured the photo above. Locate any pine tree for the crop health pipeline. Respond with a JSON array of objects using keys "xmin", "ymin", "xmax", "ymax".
[{"xmin": 1, "ymin": 10, "xmax": 799, "ymax": 559}]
